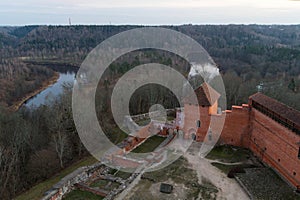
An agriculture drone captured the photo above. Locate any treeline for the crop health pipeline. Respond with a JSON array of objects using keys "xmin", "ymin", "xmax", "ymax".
[
  {"xmin": 94, "ymin": 49, "xmax": 188, "ymax": 118},
  {"xmin": 0, "ymin": 24, "xmax": 299, "ymax": 199},
  {"xmin": 0, "ymin": 87, "xmax": 86, "ymax": 199},
  {"xmin": 0, "ymin": 24, "xmax": 299, "ymax": 109},
  {"xmin": 222, "ymin": 69, "xmax": 300, "ymax": 110},
  {"xmin": 176, "ymin": 25, "xmax": 300, "ymax": 109},
  {"xmin": 0, "ymin": 25, "xmax": 139, "ymax": 63},
  {"xmin": 1, "ymin": 25, "xmax": 300, "ymax": 68},
  {"xmin": 97, "ymin": 46, "xmax": 300, "ymax": 111},
  {"xmin": 0, "ymin": 59, "xmax": 54, "ymax": 106}
]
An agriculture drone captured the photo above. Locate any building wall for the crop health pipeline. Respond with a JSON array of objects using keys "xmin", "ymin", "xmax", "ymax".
[
  {"xmin": 182, "ymin": 101, "xmax": 300, "ymax": 188},
  {"xmin": 209, "ymin": 101, "xmax": 218, "ymax": 115},
  {"xmin": 183, "ymin": 104, "xmax": 210, "ymax": 141},
  {"xmin": 248, "ymin": 109, "xmax": 300, "ymax": 188},
  {"xmin": 218, "ymin": 105, "xmax": 250, "ymax": 147},
  {"xmin": 183, "ymin": 103, "xmax": 250, "ymax": 145}
]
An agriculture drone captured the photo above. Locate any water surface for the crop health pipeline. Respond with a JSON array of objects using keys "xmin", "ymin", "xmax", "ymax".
[{"xmin": 24, "ymin": 68, "xmax": 76, "ymax": 108}]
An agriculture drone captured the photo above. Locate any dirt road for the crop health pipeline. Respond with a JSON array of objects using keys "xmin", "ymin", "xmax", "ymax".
[{"xmin": 184, "ymin": 143, "xmax": 250, "ymax": 200}]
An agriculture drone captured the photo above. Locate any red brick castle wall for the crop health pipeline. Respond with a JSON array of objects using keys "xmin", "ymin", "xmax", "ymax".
[
  {"xmin": 249, "ymin": 109, "xmax": 300, "ymax": 187},
  {"xmin": 181, "ymin": 83, "xmax": 300, "ymax": 188}
]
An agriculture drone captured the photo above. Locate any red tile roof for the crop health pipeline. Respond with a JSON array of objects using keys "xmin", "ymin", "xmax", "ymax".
[
  {"xmin": 249, "ymin": 92, "xmax": 300, "ymax": 127},
  {"xmin": 184, "ymin": 82, "xmax": 220, "ymax": 106}
]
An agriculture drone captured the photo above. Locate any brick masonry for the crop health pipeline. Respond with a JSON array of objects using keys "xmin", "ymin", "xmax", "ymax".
[{"xmin": 181, "ymin": 97, "xmax": 300, "ymax": 189}]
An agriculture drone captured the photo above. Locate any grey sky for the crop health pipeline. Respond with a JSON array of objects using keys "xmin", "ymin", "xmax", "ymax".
[{"xmin": 1, "ymin": 0, "xmax": 300, "ymax": 25}]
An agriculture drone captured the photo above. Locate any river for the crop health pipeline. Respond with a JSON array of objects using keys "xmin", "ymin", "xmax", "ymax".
[{"xmin": 24, "ymin": 67, "xmax": 77, "ymax": 108}]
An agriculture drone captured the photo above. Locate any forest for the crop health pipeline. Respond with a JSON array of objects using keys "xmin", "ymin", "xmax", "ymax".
[
  {"xmin": 1, "ymin": 25, "xmax": 299, "ymax": 109},
  {"xmin": 0, "ymin": 25, "xmax": 300, "ymax": 199}
]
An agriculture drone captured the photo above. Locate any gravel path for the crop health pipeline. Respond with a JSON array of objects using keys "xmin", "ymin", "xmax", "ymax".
[
  {"xmin": 115, "ymin": 172, "xmax": 142, "ymax": 200},
  {"xmin": 184, "ymin": 143, "xmax": 250, "ymax": 200}
]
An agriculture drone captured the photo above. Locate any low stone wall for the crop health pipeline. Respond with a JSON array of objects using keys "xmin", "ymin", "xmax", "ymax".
[
  {"xmin": 41, "ymin": 162, "xmax": 103, "ymax": 200},
  {"xmin": 129, "ymin": 109, "xmax": 176, "ymax": 121},
  {"xmin": 112, "ymin": 154, "xmax": 144, "ymax": 169},
  {"xmin": 75, "ymin": 183, "xmax": 108, "ymax": 197}
]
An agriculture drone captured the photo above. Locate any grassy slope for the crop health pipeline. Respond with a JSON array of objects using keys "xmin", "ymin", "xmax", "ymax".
[
  {"xmin": 131, "ymin": 135, "xmax": 166, "ymax": 153},
  {"xmin": 16, "ymin": 156, "xmax": 98, "ymax": 200}
]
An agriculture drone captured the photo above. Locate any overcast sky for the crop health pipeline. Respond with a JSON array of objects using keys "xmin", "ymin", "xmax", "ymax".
[{"xmin": 1, "ymin": 0, "xmax": 300, "ymax": 25}]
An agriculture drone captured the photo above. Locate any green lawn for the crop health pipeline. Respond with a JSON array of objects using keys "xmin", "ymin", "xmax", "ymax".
[
  {"xmin": 167, "ymin": 116, "xmax": 175, "ymax": 121},
  {"xmin": 114, "ymin": 170, "xmax": 132, "ymax": 180},
  {"xmin": 16, "ymin": 156, "xmax": 98, "ymax": 200},
  {"xmin": 90, "ymin": 179, "xmax": 120, "ymax": 191},
  {"xmin": 211, "ymin": 162, "xmax": 256, "ymax": 174},
  {"xmin": 236, "ymin": 168, "xmax": 300, "ymax": 200},
  {"xmin": 90, "ymin": 179, "xmax": 109, "ymax": 188},
  {"xmin": 206, "ymin": 145, "xmax": 250, "ymax": 163},
  {"xmin": 106, "ymin": 127, "xmax": 128, "ymax": 145},
  {"xmin": 63, "ymin": 189, "xmax": 104, "ymax": 200},
  {"xmin": 108, "ymin": 168, "xmax": 118, "ymax": 175},
  {"xmin": 135, "ymin": 118, "xmax": 151, "ymax": 126},
  {"xmin": 131, "ymin": 135, "xmax": 166, "ymax": 153}
]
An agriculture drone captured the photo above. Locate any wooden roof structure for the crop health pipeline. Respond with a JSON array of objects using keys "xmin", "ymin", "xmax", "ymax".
[{"xmin": 249, "ymin": 92, "xmax": 300, "ymax": 134}]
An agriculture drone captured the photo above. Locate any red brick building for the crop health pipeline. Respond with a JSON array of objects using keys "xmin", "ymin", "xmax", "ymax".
[{"xmin": 181, "ymin": 83, "xmax": 300, "ymax": 189}]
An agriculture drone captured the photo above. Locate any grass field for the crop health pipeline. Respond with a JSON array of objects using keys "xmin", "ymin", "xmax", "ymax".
[
  {"xmin": 114, "ymin": 170, "xmax": 132, "ymax": 180},
  {"xmin": 90, "ymin": 179, "xmax": 109, "ymax": 188},
  {"xmin": 206, "ymin": 145, "xmax": 250, "ymax": 163},
  {"xmin": 90, "ymin": 179, "xmax": 120, "ymax": 190},
  {"xmin": 16, "ymin": 156, "xmax": 98, "ymax": 200},
  {"xmin": 135, "ymin": 118, "xmax": 151, "ymax": 126},
  {"xmin": 63, "ymin": 189, "xmax": 104, "ymax": 200},
  {"xmin": 236, "ymin": 168, "xmax": 300, "ymax": 200},
  {"xmin": 131, "ymin": 135, "xmax": 166, "ymax": 153},
  {"xmin": 106, "ymin": 127, "xmax": 128, "ymax": 145},
  {"xmin": 211, "ymin": 162, "xmax": 256, "ymax": 174}
]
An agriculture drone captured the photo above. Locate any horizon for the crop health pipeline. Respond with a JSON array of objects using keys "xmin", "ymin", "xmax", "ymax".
[
  {"xmin": 1, "ymin": 2, "xmax": 300, "ymax": 199},
  {"xmin": 1, "ymin": 0, "xmax": 300, "ymax": 25},
  {"xmin": 1, "ymin": 23, "xmax": 300, "ymax": 27}
]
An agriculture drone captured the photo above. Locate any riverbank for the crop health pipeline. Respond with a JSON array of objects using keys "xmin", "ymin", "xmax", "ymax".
[{"xmin": 9, "ymin": 72, "xmax": 60, "ymax": 111}]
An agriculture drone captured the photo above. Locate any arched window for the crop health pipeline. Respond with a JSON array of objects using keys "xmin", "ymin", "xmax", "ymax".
[
  {"xmin": 192, "ymin": 134, "xmax": 197, "ymax": 141},
  {"xmin": 196, "ymin": 120, "xmax": 201, "ymax": 128}
]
